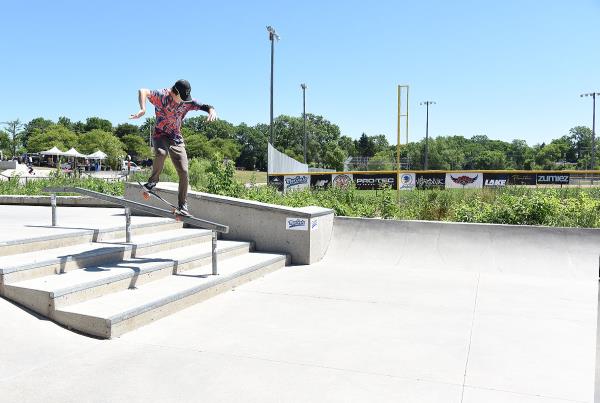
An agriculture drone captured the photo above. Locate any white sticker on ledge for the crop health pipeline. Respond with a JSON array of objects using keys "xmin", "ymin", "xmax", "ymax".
[
  {"xmin": 286, "ymin": 217, "xmax": 308, "ymax": 231},
  {"xmin": 311, "ymin": 218, "xmax": 318, "ymax": 231}
]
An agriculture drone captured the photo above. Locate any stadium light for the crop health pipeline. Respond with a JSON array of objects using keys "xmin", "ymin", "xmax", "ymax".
[
  {"xmin": 267, "ymin": 26, "xmax": 280, "ymax": 146},
  {"xmin": 420, "ymin": 101, "xmax": 436, "ymax": 170},
  {"xmin": 301, "ymin": 83, "xmax": 307, "ymax": 163}
]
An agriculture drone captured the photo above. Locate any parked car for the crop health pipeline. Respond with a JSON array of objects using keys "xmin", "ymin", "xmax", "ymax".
[{"xmin": 121, "ymin": 161, "xmax": 142, "ymax": 173}]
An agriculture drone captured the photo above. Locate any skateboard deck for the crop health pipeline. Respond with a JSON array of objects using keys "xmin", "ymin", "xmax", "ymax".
[{"xmin": 136, "ymin": 181, "xmax": 190, "ymax": 221}]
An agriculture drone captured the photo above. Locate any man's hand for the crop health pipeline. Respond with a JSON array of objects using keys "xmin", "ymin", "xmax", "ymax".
[
  {"xmin": 207, "ymin": 108, "xmax": 217, "ymax": 122},
  {"xmin": 129, "ymin": 109, "xmax": 145, "ymax": 119}
]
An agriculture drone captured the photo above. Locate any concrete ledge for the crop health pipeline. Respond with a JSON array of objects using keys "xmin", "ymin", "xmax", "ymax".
[
  {"xmin": 0, "ymin": 195, "xmax": 118, "ymax": 207},
  {"xmin": 124, "ymin": 182, "xmax": 334, "ymax": 265}
]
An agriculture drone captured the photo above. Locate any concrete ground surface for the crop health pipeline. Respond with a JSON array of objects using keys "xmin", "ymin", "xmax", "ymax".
[{"xmin": 0, "ymin": 205, "xmax": 598, "ymax": 403}]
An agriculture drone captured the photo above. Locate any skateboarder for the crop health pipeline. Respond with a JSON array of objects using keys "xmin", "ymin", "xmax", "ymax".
[{"xmin": 130, "ymin": 79, "xmax": 217, "ymax": 216}]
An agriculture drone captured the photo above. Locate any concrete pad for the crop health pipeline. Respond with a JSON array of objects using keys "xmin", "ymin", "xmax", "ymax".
[
  {"xmin": 0, "ymin": 338, "xmax": 463, "ymax": 403},
  {"xmin": 462, "ymin": 386, "xmax": 587, "ymax": 403}
]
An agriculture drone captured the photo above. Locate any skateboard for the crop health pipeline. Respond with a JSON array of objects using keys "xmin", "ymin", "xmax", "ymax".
[{"xmin": 136, "ymin": 181, "xmax": 190, "ymax": 221}]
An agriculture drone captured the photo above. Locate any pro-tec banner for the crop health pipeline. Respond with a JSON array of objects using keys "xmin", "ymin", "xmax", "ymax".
[
  {"xmin": 353, "ymin": 173, "xmax": 397, "ymax": 190},
  {"xmin": 445, "ymin": 173, "xmax": 483, "ymax": 189}
]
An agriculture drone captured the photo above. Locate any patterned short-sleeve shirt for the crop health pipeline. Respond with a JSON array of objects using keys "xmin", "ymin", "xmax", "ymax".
[{"xmin": 148, "ymin": 89, "xmax": 212, "ymax": 144}]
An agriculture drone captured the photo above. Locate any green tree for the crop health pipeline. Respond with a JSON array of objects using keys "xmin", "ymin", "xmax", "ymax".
[
  {"xmin": 23, "ymin": 117, "xmax": 53, "ymax": 149},
  {"xmin": 236, "ymin": 123, "xmax": 267, "ymax": 171},
  {"xmin": 27, "ymin": 124, "xmax": 78, "ymax": 152},
  {"xmin": 114, "ymin": 123, "xmax": 141, "ymax": 139},
  {"xmin": 78, "ymin": 129, "xmax": 125, "ymax": 168},
  {"xmin": 121, "ymin": 134, "xmax": 152, "ymax": 160},
  {"xmin": 84, "ymin": 117, "xmax": 113, "ymax": 133},
  {"xmin": 473, "ymin": 150, "xmax": 508, "ymax": 169},
  {"xmin": 3, "ymin": 120, "xmax": 25, "ymax": 157},
  {"xmin": 0, "ymin": 130, "xmax": 10, "ymax": 157}
]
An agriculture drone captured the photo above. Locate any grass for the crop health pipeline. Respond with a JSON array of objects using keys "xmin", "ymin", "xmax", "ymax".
[{"xmin": 234, "ymin": 170, "xmax": 267, "ymax": 184}]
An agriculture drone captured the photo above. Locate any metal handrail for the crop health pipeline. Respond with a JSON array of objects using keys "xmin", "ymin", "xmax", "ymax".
[{"xmin": 43, "ymin": 186, "xmax": 228, "ymax": 275}]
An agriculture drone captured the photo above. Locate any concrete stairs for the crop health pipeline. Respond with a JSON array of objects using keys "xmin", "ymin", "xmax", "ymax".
[{"xmin": 0, "ymin": 219, "xmax": 289, "ymax": 338}]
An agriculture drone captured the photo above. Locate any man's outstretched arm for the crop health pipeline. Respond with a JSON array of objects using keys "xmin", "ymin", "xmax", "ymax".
[{"xmin": 130, "ymin": 89, "xmax": 152, "ymax": 119}]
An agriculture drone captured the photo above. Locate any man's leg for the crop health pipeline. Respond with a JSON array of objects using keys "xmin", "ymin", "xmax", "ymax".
[
  {"xmin": 168, "ymin": 144, "xmax": 189, "ymax": 208},
  {"xmin": 147, "ymin": 137, "xmax": 168, "ymax": 186}
]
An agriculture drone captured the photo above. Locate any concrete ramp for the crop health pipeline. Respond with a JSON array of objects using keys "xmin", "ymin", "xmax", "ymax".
[{"xmin": 326, "ymin": 217, "xmax": 600, "ymax": 280}]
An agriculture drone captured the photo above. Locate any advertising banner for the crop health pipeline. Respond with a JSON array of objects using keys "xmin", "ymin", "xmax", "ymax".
[
  {"xmin": 483, "ymin": 173, "xmax": 509, "ymax": 187},
  {"xmin": 310, "ymin": 174, "xmax": 332, "ymax": 189},
  {"xmin": 284, "ymin": 175, "xmax": 310, "ymax": 192},
  {"xmin": 332, "ymin": 173, "xmax": 353, "ymax": 188},
  {"xmin": 445, "ymin": 173, "xmax": 483, "ymax": 189},
  {"xmin": 286, "ymin": 217, "xmax": 309, "ymax": 231},
  {"xmin": 536, "ymin": 173, "xmax": 570, "ymax": 185},
  {"xmin": 398, "ymin": 172, "xmax": 416, "ymax": 190},
  {"xmin": 416, "ymin": 173, "xmax": 445, "ymax": 189},
  {"xmin": 508, "ymin": 173, "xmax": 536, "ymax": 185},
  {"xmin": 268, "ymin": 175, "xmax": 284, "ymax": 192},
  {"xmin": 353, "ymin": 173, "xmax": 397, "ymax": 190}
]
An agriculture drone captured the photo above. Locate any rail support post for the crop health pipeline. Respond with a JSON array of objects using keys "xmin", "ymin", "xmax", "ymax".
[
  {"xmin": 51, "ymin": 193, "xmax": 57, "ymax": 226},
  {"xmin": 124, "ymin": 207, "xmax": 132, "ymax": 243},
  {"xmin": 212, "ymin": 231, "xmax": 218, "ymax": 275}
]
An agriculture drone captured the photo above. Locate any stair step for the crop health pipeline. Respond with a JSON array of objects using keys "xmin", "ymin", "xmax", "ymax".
[
  {"xmin": 104, "ymin": 228, "xmax": 213, "ymax": 256},
  {"xmin": 53, "ymin": 253, "xmax": 288, "ymax": 338},
  {"xmin": 0, "ymin": 218, "xmax": 182, "ymax": 257},
  {"xmin": 3, "ymin": 241, "xmax": 253, "ymax": 316},
  {"xmin": 0, "ymin": 242, "xmax": 133, "ymax": 286}
]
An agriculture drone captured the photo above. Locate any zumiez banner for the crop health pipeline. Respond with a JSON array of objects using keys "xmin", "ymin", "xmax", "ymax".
[{"xmin": 445, "ymin": 173, "xmax": 483, "ymax": 189}]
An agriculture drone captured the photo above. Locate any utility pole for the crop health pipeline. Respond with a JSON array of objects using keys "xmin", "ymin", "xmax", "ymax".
[{"xmin": 581, "ymin": 92, "xmax": 599, "ymax": 170}]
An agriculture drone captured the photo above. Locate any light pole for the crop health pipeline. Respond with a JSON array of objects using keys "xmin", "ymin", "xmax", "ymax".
[
  {"xmin": 420, "ymin": 101, "xmax": 436, "ymax": 170},
  {"xmin": 301, "ymin": 83, "xmax": 307, "ymax": 163},
  {"xmin": 581, "ymin": 92, "xmax": 599, "ymax": 170},
  {"xmin": 267, "ymin": 26, "xmax": 280, "ymax": 146}
]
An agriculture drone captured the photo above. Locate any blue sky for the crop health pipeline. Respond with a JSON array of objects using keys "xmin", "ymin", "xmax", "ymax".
[{"xmin": 2, "ymin": 0, "xmax": 599, "ymax": 146}]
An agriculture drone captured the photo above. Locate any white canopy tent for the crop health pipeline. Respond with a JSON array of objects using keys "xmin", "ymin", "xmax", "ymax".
[
  {"xmin": 63, "ymin": 147, "xmax": 86, "ymax": 158},
  {"xmin": 39, "ymin": 146, "xmax": 65, "ymax": 167},
  {"xmin": 39, "ymin": 146, "xmax": 65, "ymax": 156},
  {"xmin": 86, "ymin": 150, "xmax": 108, "ymax": 171},
  {"xmin": 86, "ymin": 150, "xmax": 107, "ymax": 160}
]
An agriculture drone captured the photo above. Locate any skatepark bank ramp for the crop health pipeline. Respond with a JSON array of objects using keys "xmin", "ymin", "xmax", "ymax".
[{"xmin": 325, "ymin": 216, "xmax": 600, "ymax": 280}]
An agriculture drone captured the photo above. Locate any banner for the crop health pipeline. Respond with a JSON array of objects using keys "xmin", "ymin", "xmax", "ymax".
[
  {"xmin": 416, "ymin": 173, "xmax": 445, "ymax": 189},
  {"xmin": 353, "ymin": 173, "xmax": 397, "ymax": 190},
  {"xmin": 398, "ymin": 172, "xmax": 416, "ymax": 190},
  {"xmin": 268, "ymin": 175, "xmax": 284, "ymax": 192},
  {"xmin": 445, "ymin": 173, "xmax": 483, "ymax": 189},
  {"xmin": 536, "ymin": 173, "xmax": 570, "ymax": 185},
  {"xmin": 332, "ymin": 173, "xmax": 353, "ymax": 188},
  {"xmin": 310, "ymin": 174, "xmax": 332, "ymax": 189},
  {"xmin": 508, "ymin": 173, "xmax": 536, "ymax": 185},
  {"xmin": 483, "ymin": 173, "xmax": 509, "ymax": 187},
  {"xmin": 284, "ymin": 175, "xmax": 310, "ymax": 192}
]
